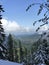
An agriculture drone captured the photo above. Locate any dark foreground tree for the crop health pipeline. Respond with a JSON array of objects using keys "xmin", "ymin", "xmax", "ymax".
[
  {"xmin": 26, "ymin": 0, "xmax": 49, "ymax": 65},
  {"xmin": 0, "ymin": 5, "xmax": 7, "ymax": 59},
  {"xmin": 32, "ymin": 39, "xmax": 49, "ymax": 65},
  {"xmin": 0, "ymin": 5, "xmax": 5, "ymax": 45},
  {"xmin": 26, "ymin": 0, "xmax": 49, "ymax": 33}
]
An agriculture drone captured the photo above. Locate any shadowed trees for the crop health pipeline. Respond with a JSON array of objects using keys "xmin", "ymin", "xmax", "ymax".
[{"xmin": 0, "ymin": 5, "xmax": 7, "ymax": 59}]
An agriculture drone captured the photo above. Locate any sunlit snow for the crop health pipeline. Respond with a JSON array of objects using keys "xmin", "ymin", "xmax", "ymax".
[{"xmin": 0, "ymin": 60, "xmax": 23, "ymax": 65}]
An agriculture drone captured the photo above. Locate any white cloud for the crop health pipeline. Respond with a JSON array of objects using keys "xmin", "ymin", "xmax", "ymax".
[
  {"xmin": 1, "ymin": 19, "xmax": 48, "ymax": 35},
  {"xmin": 1, "ymin": 19, "xmax": 33, "ymax": 34},
  {"xmin": 40, "ymin": 25, "xmax": 48, "ymax": 31},
  {"xmin": 38, "ymin": 25, "xmax": 48, "ymax": 34}
]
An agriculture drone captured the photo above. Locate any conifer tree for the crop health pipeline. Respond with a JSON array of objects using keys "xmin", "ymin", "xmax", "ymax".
[
  {"xmin": 26, "ymin": 0, "xmax": 49, "ymax": 65},
  {"xmin": 7, "ymin": 34, "xmax": 14, "ymax": 61},
  {"xmin": 24, "ymin": 47, "xmax": 28, "ymax": 65},
  {"xmin": 0, "ymin": 5, "xmax": 5, "ymax": 44},
  {"xmin": 32, "ymin": 39, "xmax": 49, "ymax": 65},
  {"xmin": 14, "ymin": 40, "xmax": 19, "ymax": 62},
  {"xmin": 0, "ymin": 5, "xmax": 7, "ymax": 59},
  {"xmin": 19, "ymin": 40, "xmax": 24, "ymax": 63},
  {"xmin": 14, "ymin": 48, "xmax": 19, "ymax": 62}
]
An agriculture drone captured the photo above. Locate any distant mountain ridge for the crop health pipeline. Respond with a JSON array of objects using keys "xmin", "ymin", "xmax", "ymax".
[
  {"xmin": 16, "ymin": 33, "xmax": 40, "ymax": 40},
  {"xmin": 12, "ymin": 33, "xmax": 41, "ymax": 47}
]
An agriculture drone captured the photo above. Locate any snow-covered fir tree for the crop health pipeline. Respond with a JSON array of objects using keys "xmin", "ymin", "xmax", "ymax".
[
  {"xmin": 32, "ymin": 39, "xmax": 49, "ymax": 65},
  {"xmin": 26, "ymin": 0, "xmax": 49, "ymax": 65},
  {"xmin": 0, "ymin": 5, "xmax": 7, "ymax": 59},
  {"xmin": 0, "ymin": 5, "xmax": 5, "ymax": 45}
]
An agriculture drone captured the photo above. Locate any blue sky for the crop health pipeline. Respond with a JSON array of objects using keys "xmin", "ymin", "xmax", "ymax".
[{"xmin": 0, "ymin": 0, "xmax": 48, "ymax": 35}]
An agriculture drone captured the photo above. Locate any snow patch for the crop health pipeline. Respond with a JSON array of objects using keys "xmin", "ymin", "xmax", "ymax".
[{"xmin": 0, "ymin": 60, "xmax": 23, "ymax": 65}]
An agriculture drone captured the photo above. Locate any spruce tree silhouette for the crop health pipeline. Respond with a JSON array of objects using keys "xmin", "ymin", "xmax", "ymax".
[{"xmin": 0, "ymin": 5, "xmax": 7, "ymax": 59}]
